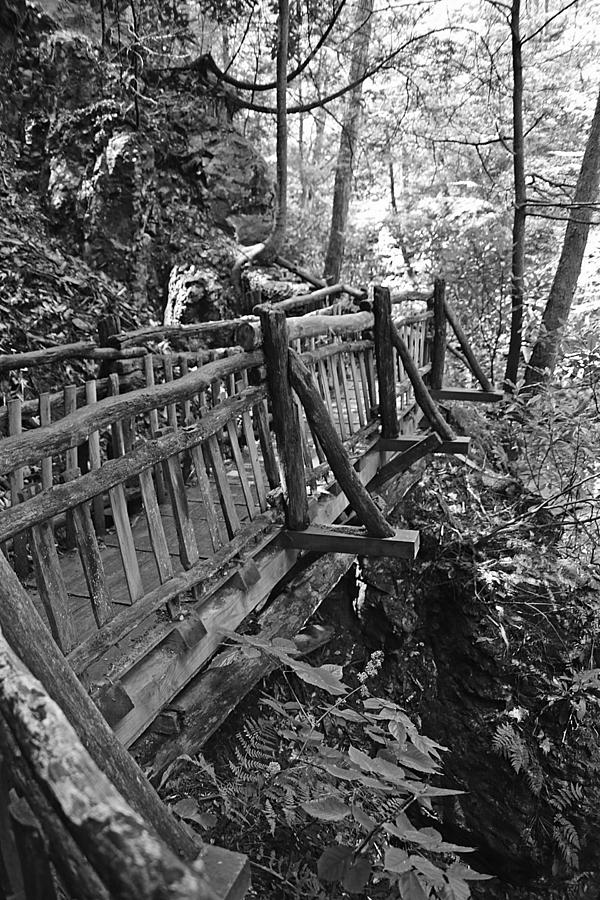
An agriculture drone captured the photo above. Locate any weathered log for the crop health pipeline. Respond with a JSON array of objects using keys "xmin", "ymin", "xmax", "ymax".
[
  {"xmin": 373, "ymin": 286, "xmax": 399, "ymax": 438},
  {"xmin": 271, "ymin": 283, "xmax": 343, "ymax": 313},
  {"xmin": 0, "ymin": 387, "xmax": 266, "ymax": 543},
  {"xmin": 299, "ymin": 339, "xmax": 373, "ymax": 366},
  {"xmin": 0, "ymin": 371, "xmax": 146, "ymax": 437},
  {"xmin": 0, "ymin": 552, "xmax": 199, "ymax": 860},
  {"xmin": 443, "ymin": 299, "xmax": 494, "ymax": 392},
  {"xmin": 0, "ymin": 344, "xmax": 147, "ymax": 373},
  {"xmin": 0, "ymin": 721, "xmax": 112, "ymax": 900},
  {"xmin": 113, "ymin": 317, "xmax": 258, "ymax": 349},
  {"xmin": 289, "ymin": 349, "xmax": 394, "ymax": 537},
  {"xmin": 149, "ymin": 553, "xmax": 354, "ymax": 775},
  {"xmin": 275, "ymin": 255, "xmax": 366, "ymax": 299},
  {"xmin": 0, "ymin": 629, "xmax": 214, "ymax": 899},
  {"xmin": 236, "ymin": 310, "xmax": 374, "ymax": 350},
  {"xmin": 429, "ymin": 278, "xmax": 447, "ymax": 391},
  {"xmin": 0, "ymin": 352, "xmax": 264, "ymax": 476},
  {"xmin": 258, "ymin": 307, "xmax": 309, "ymax": 530},
  {"xmin": 389, "ymin": 322, "xmax": 456, "ymax": 442}
]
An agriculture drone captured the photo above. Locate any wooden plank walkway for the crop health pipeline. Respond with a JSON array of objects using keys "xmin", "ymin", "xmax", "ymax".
[{"xmin": 22, "ymin": 462, "xmax": 261, "ymax": 645}]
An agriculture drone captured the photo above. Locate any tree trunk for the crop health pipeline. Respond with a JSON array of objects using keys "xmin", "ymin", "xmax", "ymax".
[
  {"xmin": 524, "ymin": 85, "xmax": 600, "ymax": 388},
  {"xmin": 504, "ymin": 0, "xmax": 526, "ymax": 391},
  {"xmin": 260, "ymin": 0, "xmax": 289, "ymax": 260},
  {"xmin": 231, "ymin": 0, "xmax": 289, "ymax": 282},
  {"xmin": 322, "ymin": 0, "xmax": 374, "ymax": 284}
]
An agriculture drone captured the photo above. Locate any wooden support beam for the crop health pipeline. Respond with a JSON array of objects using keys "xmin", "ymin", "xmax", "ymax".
[
  {"xmin": 378, "ymin": 435, "xmax": 471, "ymax": 455},
  {"xmin": 373, "ymin": 286, "xmax": 399, "ymax": 439},
  {"xmin": 389, "ymin": 322, "xmax": 456, "ymax": 442},
  {"xmin": 371, "ymin": 433, "xmax": 442, "ymax": 489},
  {"xmin": 430, "ymin": 387, "xmax": 504, "ymax": 403},
  {"xmin": 288, "ymin": 350, "xmax": 394, "ymax": 538},
  {"xmin": 0, "ymin": 551, "xmax": 200, "ymax": 860},
  {"xmin": 429, "ymin": 278, "xmax": 447, "ymax": 390},
  {"xmin": 94, "ymin": 680, "xmax": 136, "ymax": 728},
  {"xmin": 443, "ymin": 300, "xmax": 494, "ymax": 392},
  {"xmin": 146, "ymin": 553, "xmax": 354, "ymax": 776},
  {"xmin": 258, "ymin": 307, "xmax": 309, "ymax": 531},
  {"xmin": 283, "ymin": 524, "xmax": 419, "ymax": 559}
]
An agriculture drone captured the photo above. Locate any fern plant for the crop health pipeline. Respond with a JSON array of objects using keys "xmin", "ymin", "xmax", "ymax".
[
  {"xmin": 491, "ymin": 722, "xmax": 530, "ymax": 773},
  {"xmin": 197, "ymin": 632, "xmax": 492, "ymax": 898}
]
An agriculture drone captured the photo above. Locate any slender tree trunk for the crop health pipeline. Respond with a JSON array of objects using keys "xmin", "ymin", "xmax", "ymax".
[
  {"xmin": 524, "ymin": 85, "xmax": 600, "ymax": 388},
  {"xmin": 262, "ymin": 0, "xmax": 289, "ymax": 259},
  {"xmin": 323, "ymin": 0, "xmax": 374, "ymax": 284},
  {"xmin": 504, "ymin": 0, "xmax": 526, "ymax": 390},
  {"xmin": 231, "ymin": 0, "xmax": 289, "ymax": 283}
]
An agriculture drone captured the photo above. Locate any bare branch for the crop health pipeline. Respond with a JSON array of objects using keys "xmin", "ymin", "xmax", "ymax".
[{"xmin": 522, "ymin": 0, "xmax": 581, "ymax": 44}]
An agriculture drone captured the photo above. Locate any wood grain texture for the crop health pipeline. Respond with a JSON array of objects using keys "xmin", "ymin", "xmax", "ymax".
[
  {"xmin": 430, "ymin": 387, "xmax": 503, "ymax": 402},
  {"xmin": 0, "ymin": 630, "xmax": 215, "ymax": 899},
  {"xmin": 289, "ymin": 350, "xmax": 394, "ymax": 538},
  {"xmin": 0, "ymin": 353, "xmax": 265, "ymax": 476},
  {"xmin": 29, "ymin": 519, "xmax": 76, "ymax": 653},
  {"xmin": 0, "ymin": 552, "xmax": 199, "ymax": 859},
  {"xmin": 0, "ymin": 388, "xmax": 266, "ymax": 544},
  {"xmin": 390, "ymin": 322, "xmax": 456, "ymax": 442},
  {"xmin": 150, "ymin": 553, "xmax": 354, "ymax": 773},
  {"xmin": 373, "ymin": 286, "xmax": 399, "ymax": 438},
  {"xmin": 443, "ymin": 299, "xmax": 494, "ymax": 392},
  {"xmin": 429, "ymin": 277, "xmax": 447, "ymax": 391},
  {"xmin": 258, "ymin": 307, "xmax": 309, "ymax": 530},
  {"xmin": 283, "ymin": 524, "xmax": 419, "ymax": 559}
]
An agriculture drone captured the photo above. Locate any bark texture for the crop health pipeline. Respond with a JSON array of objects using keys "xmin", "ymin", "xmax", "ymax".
[
  {"xmin": 524, "ymin": 86, "xmax": 600, "ymax": 388},
  {"xmin": 323, "ymin": 0, "xmax": 374, "ymax": 283},
  {"xmin": 504, "ymin": 0, "xmax": 526, "ymax": 391}
]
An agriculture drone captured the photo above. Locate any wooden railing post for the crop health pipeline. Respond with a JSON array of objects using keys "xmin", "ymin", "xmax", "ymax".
[
  {"xmin": 257, "ymin": 306, "xmax": 309, "ymax": 531},
  {"xmin": 428, "ymin": 278, "xmax": 447, "ymax": 390},
  {"xmin": 373, "ymin": 286, "xmax": 399, "ymax": 438},
  {"xmin": 97, "ymin": 314, "xmax": 122, "ymax": 380}
]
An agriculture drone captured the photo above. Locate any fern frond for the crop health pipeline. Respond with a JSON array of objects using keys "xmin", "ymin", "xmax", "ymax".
[
  {"xmin": 491, "ymin": 723, "xmax": 529, "ymax": 773},
  {"xmin": 554, "ymin": 813, "xmax": 580, "ymax": 870},
  {"xmin": 264, "ymin": 798, "xmax": 277, "ymax": 836}
]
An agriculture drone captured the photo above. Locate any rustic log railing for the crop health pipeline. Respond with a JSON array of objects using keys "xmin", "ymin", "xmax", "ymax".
[{"xmin": 0, "ymin": 278, "xmax": 500, "ymax": 900}]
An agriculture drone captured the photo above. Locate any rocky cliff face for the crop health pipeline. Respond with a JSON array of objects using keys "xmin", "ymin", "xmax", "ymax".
[{"xmin": 0, "ymin": 0, "xmax": 274, "ymax": 329}]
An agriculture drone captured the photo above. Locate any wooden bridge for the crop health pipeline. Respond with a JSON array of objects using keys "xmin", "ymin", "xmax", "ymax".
[{"xmin": 0, "ymin": 280, "xmax": 501, "ymax": 900}]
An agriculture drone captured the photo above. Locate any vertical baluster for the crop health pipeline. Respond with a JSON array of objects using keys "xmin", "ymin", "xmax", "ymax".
[
  {"xmin": 163, "ymin": 356, "xmax": 178, "ymax": 430},
  {"xmin": 85, "ymin": 380, "xmax": 105, "ymax": 535},
  {"xmin": 8, "ymin": 399, "xmax": 28, "ymax": 577},
  {"xmin": 39, "ymin": 393, "xmax": 53, "ymax": 490},
  {"xmin": 143, "ymin": 354, "xmax": 167, "ymax": 504}
]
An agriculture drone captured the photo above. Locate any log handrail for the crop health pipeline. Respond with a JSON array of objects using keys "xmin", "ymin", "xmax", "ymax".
[
  {"xmin": 113, "ymin": 316, "xmax": 258, "ymax": 349},
  {"xmin": 0, "ymin": 387, "xmax": 267, "ymax": 541},
  {"xmin": 0, "ymin": 343, "xmax": 147, "ymax": 374},
  {"xmin": 270, "ymin": 283, "xmax": 344, "ymax": 313},
  {"xmin": 0, "ymin": 352, "xmax": 264, "ymax": 476},
  {"xmin": 0, "ymin": 626, "xmax": 214, "ymax": 900}
]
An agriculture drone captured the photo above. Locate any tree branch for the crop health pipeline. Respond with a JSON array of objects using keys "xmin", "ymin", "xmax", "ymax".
[{"xmin": 522, "ymin": 0, "xmax": 581, "ymax": 44}]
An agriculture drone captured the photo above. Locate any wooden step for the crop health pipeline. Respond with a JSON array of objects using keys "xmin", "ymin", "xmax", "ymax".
[
  {"xmin": 430, "ymin": 387, "xmax": 503, "ymax": 403},
  {"xmin": 378, "ymin": 435, "xmax": 471, "ymax": 455},
  {"xmin": 283, "ymin": 524, "xmax": 419, "ymax": 559}
]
